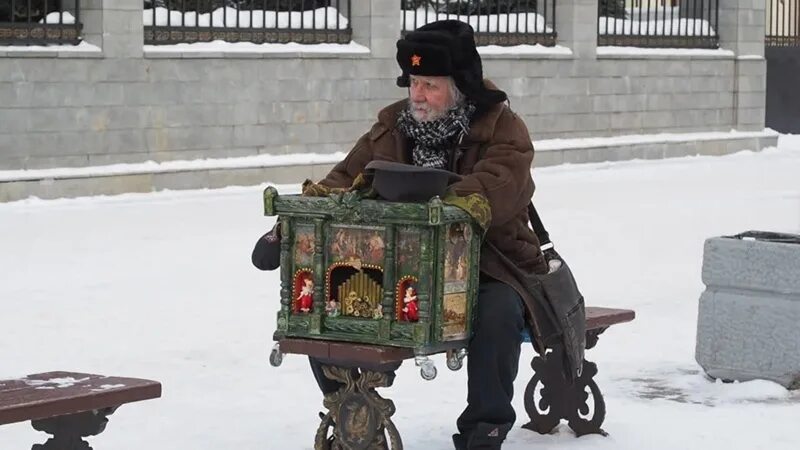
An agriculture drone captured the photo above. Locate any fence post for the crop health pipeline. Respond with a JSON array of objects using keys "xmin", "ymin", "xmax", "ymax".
[
  {"xmin": 81, "ymin": 0, "xmax": 103, "ymax": 49},
  {"xmin": 102, "ymin": 0, "xmax": 144, "ymax": 58},
  {"xmin": 350, "ymin": 0, "xmax": 401, "ymax": 59},
  {"xmin": 558, "ymin": 0, "xmax": 598, "ymax": 58},
  {"xmin": 718, "ymin": 0, "xmax": 767, "ymax": 131}
]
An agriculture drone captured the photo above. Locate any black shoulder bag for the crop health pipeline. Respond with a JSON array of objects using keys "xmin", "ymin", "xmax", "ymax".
[{"xmin": 488, "ymin": 202, "xmax": 587, "ymax": 383}]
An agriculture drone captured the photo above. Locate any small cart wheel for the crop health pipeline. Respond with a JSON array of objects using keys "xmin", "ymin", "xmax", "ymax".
[
  {"xmin": 420, "ymin": 365, "xmax": 438, "ymax": 381},
  {"xmin": 269, "ymin": 345, "xmax": 283, "ymax": 367},
  {"xmin": 446, "ymin": 354, "xmax": 463, "ymax": 371}
]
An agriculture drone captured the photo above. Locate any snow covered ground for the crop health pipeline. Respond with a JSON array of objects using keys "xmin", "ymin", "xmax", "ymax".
[{"xmin": 1, "ymin": 135, "xmax": 799, "ymax": 449}]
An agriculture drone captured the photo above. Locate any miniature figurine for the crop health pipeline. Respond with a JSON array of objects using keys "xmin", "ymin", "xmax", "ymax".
[
  {"xmin": 325, "ymin": 299, "xmax": 340, "ymax": 317},
  {"xmin": 402, "ymin": 286, "xmax": 419, "ymax": 322},
  {"xmin": 373, "ymin": 303, "xmax": 383, "ymax": 320},
  {"xmin": 297, "ymin": 277, "xmax": 314, "ymax": 313}
]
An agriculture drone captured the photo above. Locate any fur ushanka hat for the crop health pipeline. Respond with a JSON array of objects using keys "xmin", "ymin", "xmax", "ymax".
[{"xmin": 396, "ymin": 20, "xmax": 507, "ymax": 112}]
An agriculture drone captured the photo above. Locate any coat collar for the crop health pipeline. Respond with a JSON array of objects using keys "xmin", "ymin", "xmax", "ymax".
[{"xmin": 377, "ymin": 79, "xmax": 506, "ymax": 145}]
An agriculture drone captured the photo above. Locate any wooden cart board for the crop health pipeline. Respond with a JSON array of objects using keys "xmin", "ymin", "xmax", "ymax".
[{"xmin": 263, "ymin": 186, "xmax": 481, "ymax": 356}]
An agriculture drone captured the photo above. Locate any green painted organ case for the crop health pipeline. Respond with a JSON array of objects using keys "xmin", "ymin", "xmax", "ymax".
[{"xmin": 263, "ymin": 186, "xmax": 481, "ymax": 357}]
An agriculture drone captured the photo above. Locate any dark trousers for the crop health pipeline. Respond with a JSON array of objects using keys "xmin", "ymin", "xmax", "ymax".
[{"xmin": 309, "ymin": 280, "xmax": 525, "ymax": 447}]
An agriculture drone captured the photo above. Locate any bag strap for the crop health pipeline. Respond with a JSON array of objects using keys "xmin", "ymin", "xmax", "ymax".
[{"xmin": 527, "ymin": 202, "xmax": 552, "ymax": 249}]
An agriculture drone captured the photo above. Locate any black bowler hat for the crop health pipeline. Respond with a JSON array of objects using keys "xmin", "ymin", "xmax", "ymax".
[
  {"xmin": 396, "ymin": 20, "xmax": 507, "ymax": 111},
  {"xmin": 365, "ymin": 160, "xmax": 461, "ymax": 203}
]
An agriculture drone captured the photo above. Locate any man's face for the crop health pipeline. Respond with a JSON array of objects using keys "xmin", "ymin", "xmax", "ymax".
[{"xmin": 408, "ymin": 75, "xmax": 455, "ymax": 122}]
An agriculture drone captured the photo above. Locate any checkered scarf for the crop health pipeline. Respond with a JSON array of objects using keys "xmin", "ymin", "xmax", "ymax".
[{"xmin": 396, "ymin": 101, "xmax": 477, "ymax": 169}]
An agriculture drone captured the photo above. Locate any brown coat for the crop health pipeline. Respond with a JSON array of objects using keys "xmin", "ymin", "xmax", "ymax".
[{"xmin": 319, "ymin": 87, "xmax": 549, "ymax": 346}]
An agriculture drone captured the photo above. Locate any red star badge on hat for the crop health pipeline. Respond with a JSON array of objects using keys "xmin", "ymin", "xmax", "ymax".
[{"xmin": 411, "ymin": 54, "xmax": 422, "ymax": 67}]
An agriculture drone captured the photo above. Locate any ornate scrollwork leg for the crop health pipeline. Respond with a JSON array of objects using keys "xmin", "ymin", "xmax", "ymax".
[
  {"xmin": 314, "ymin": 366, "xmax": 402, "ymax": 450},
  {"xmin": 31, "ymin": 407, "xmax": 118, "ymax": 450},
  {"xmin": 522, "ymin": 345, "xmax": 607, "ymax": 437}
]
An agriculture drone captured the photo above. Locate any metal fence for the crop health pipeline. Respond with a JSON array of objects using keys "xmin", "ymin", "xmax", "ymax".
[
  {"xmin": 598, "ymin": 0, "xmax": 719, "ymax": 48},
  {"xmin": 144, "ymin": 1, "xmax": 352, "ymax": 45},
  {"xmin": 401, "ymin": 0, "xmax": 557, "ymax": 46},
  {"xmin": 0, "ymin": 0, "xmax": 82, "ymax": 45},
  {"xmin": 766, "ymin": 0, "xmax": 799, "ymax": 47}
]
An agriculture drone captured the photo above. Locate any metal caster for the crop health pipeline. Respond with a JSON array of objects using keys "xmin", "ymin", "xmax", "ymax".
[
  {"xmin": 269, "ymin": 343, "xmax": 283, "ymax": 367},
  {"xmin": 415, "ymin": 356, "xmax": 437, "ymax": 381},
  {"xmin": 421, "ymin": 365, "xmax": 437, "ymax": 381},
  {"xmin": 446, "ymin": 348, "xmax": 467, "ymax": 371}
]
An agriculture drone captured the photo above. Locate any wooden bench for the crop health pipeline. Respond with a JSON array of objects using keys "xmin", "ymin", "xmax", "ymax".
[
  {"xmin": 276, "ymin": 305, "xmax": 634, "ymax": 449},
  {"xmin": 0, "ymin": 372, "xmax": 162, "ymax": 449}
]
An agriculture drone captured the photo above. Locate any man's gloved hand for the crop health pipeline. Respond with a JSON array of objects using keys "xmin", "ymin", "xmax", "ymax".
[
  {"xmin": 301, "ymin": 179, "xmax": 337, "ymax": 197},
  {"xmin": 251, "ymin": 223, "xmax": 281, "ymax": 271},
  {"xmin": 301, "ymin": 174, "xmax": 373, "ymax": 197},
  {"xmin": 442, "ymin": 191, "xmax": 492, "ymax": 232}
]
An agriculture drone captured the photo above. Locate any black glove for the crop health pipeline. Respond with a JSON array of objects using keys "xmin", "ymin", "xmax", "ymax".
[{"xmin": 251, "ymin": 223, "xmax": 281, "ymax": 271}]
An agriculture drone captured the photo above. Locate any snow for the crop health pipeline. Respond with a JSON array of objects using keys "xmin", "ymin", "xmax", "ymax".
[
  {"xmin": 92, "ymin": 384, "xmax": 127, "ymax": 391},
  {"xmin": 143, "ymin": 7, "xmax": 348, "ymax": 30},
  {"xmin": 478, "ymin": 44, "xmax": 572, "ymax": 56},
  {"xmin": 39, "ymin": 11, "xmax": 76, "ymax": 25},
  {"xmin": 535, "ymin": 129, "xmax": 777, "ymax": 151},
  {"xmin": 600, "ymin": 7, "xmax": 715, "ymax": 36},
  {"xmin": 143, "ymin": 40, "xmax": 369, "ymax": 55},
  {"xmin": 597, "ymin": 46, "xmax": 735, "ymax": 57},
  {"xmin": 0, "ymin": 152, "xmax": 348, "ymax": 183},
  {"xmin": 0, "ymin": 41, "xmax": 101, "ymax": 53},
  {"xmin": 23, "ymin": 377, "xmax": 90, "ymax": 389},
  {"xmin": 0, "ymin": 130, "xmax": 777, "ymax": 183},
  {"xmin": 1, "ymin": 138, "xmax": 800, "ymax": 448},
  {"xmin": 403, "ymin": 9, "xmax": 553, "ymax": 34}
]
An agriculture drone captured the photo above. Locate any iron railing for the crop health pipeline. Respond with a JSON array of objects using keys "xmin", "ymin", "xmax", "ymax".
[
  {"xmin": 598, "ymin": 0, "xmax": 719, "ymax": 48},
  {"xmin": 401, "ymin": 0, "xmax": 557, "ymax": 47},
  {"xmin": 144, "ymin": 1, "xmax": 352, "ymax": 45},
  {"xmin": 766, "ymin": 0, "xmax": 799, "ymax": 47},
  {"xmin": 0, "ymin": 0, "xmax": 82, "ymax": 45}
]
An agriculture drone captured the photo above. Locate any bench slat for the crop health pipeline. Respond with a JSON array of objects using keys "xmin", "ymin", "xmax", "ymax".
[
  {"xmin": 586, "ymin": 307, "xmax": 636, "ymax": 330},
  {"xmin": 0, "ymin": 372, "xmax": 161, "ymax": 426},
  {"xmin": 0, "ymin": 372, "xmax": 106, "ymax": 396},
  {"xmin": 521, "ymin": 306, "xmax": 635, "ymax": 343}
]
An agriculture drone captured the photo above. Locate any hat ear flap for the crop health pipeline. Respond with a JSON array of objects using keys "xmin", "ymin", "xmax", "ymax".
[{"xmin": 397, "ymin": 74, "xmax": 410, "ymax": 88}]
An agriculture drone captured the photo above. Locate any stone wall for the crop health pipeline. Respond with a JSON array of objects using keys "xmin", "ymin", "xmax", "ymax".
[{"xmin": 0, "ymin": 0, "xmax": 769, "ymax": 171}]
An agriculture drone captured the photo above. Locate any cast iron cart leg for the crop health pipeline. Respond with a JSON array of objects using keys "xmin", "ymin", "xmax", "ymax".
[{"xmin": 315, "ymin": 365, "xmax": 402, "ymax": 450}]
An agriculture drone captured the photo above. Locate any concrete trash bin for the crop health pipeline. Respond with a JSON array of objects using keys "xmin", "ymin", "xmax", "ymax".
[{"xmin": 695, "ymin": 231, "xmax": 800, "ymax": 389}]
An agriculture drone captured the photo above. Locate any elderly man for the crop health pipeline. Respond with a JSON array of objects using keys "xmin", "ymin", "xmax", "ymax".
[{"xmin": 303, "ymin": 20, "xmax": 549, "ymax": 450}]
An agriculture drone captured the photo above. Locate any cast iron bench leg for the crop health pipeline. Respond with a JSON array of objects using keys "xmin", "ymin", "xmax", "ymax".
[
  {"xmin": 315, "ymin": 365, "xmax": 402, "ymax": 450},
  {"xmin": 522, "ymin": 329, "xmax": 608, "ymax": 437},
  {"xmin": 31, "ymin": 406, "xmax": 118, "ymax": 450}
]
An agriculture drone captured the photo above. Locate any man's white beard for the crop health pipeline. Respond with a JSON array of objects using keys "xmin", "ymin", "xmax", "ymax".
[{"xmin": 409, "ymin": 101, "xmax": 450, "ymax": 123}]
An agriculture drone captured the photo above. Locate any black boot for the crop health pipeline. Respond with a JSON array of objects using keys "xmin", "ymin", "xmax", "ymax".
[
  {"xmin": 466, "ymin": 422, "xmax": 513, "ymax": 449},
  {"xmin": 452, "ymin": 432, "xmax": 468, "ymax": 450},
  {"xmin": 453, "ymin": 422, "xmax": 512, "ymax": 450}
]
